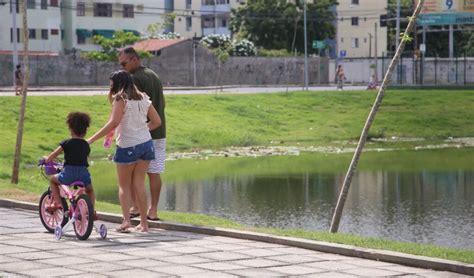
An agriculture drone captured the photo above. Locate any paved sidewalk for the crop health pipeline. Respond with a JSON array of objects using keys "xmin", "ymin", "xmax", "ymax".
[
  {"xmin": 0, "ymin": 207, "xmax": 467, "ymax": 277},
  {"xmin": 0, "ymin": 85, "xmax": 367, "ymax": 97}
]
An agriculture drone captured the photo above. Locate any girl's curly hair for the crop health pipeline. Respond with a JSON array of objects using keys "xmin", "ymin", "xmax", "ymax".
[{"xmin": 66, "ymin": 112, "xmax": 90, "ymax": 137}]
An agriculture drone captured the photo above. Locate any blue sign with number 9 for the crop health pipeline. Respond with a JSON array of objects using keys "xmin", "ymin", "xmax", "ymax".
[{"xmin": 445, "ymin": 0, "xmax": 453, "ymax": 9}]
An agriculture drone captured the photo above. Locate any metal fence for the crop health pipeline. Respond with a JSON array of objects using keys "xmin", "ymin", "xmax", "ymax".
[{"xmin": 329, "ymin": 55, "xmax": 474, "ymax": 86}]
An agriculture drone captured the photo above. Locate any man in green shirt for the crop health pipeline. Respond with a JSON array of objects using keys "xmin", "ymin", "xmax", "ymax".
[{"xmin": 119, "ymin": 47, "xmax": 166, "ymax": 221}]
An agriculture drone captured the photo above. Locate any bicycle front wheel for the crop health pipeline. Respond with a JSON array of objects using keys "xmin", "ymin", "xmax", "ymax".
[{"xmin": 73, "ymin": 194, "xmax": 93, "ymax": 240}]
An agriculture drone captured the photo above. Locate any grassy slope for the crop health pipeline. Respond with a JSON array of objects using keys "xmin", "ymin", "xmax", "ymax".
[{"xmin": 1, "ymin": 89, "xmax": 473, "ymax": 263}]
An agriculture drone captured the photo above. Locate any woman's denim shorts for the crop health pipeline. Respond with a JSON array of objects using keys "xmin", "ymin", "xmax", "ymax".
[
  {"xmin": 58, "ymin": 165, "xmax": 92, "ymax": 186},
  {"xmin": 113, "ymin": 140, "xmax": 155, "ymax": 164}
]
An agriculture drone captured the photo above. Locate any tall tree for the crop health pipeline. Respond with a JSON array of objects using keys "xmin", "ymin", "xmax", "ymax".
[
  {"xmin": 230, "ymin": 0, "xmax": 337, "ymax": 53},
  {"xmin": 11, "ymin": 0, "xmax": 29, "ymax": 184}
]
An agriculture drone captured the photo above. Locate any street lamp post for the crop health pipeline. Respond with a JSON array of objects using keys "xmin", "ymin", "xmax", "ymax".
[
  {"xmin": 11, "ymin": 0, "xmax": 19, "ymax": 87},
  {"xmin": 303, "ymin": 0, "xmax": 308, "ymax": 90}
]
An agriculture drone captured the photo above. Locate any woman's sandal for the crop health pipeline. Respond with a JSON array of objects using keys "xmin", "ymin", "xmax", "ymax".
[{"xmin": 129, "ymin": 212, "xmax": 140, "ymax": 218}]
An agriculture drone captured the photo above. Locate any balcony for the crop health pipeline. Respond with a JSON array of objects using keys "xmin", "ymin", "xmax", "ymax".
[
  {"xmin": 201, "ymin": 4, "xmax": 230, "ymax": 15},
  {"xmin": 203, "ymin": 27, "xmax": 231, "ymax": 36}
]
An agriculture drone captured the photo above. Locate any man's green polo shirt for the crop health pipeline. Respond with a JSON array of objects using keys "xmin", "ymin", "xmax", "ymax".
[{"xmin": 132, "ymin": 66, "xmax": 166, "ymax": 139}]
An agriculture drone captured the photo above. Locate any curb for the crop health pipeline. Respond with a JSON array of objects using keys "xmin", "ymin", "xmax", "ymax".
[
  {"xmin": 0, "ymin": 85, "xmax": 241, "ymax": 92},
  {"xmin": 1, "ymin": 198, "xmax": 473, "ymax": 276}
]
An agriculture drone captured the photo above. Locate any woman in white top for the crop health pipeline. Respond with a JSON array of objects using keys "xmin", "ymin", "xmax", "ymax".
[{"xmin": 88, "ymin": 70, "xmax": 161, "ymax": 233}]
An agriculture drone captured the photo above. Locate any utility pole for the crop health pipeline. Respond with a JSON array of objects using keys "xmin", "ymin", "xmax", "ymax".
[
  {"xmin": 374, "ymin": 22, "xmax": 378, "ymax": 83},
  {"xmin": 11, "ymin": 0, "xmax": 19, "ymax": 87},
  {"xmin": 303, "ymin": 0, "xmax": 308, "ymax": 90},
  {"xmin": 396, "ymin": 0, "xmax": 401, "ymax": 50},
  {"xmin": 368, "ymin": 33, "xmax": 372, "ymax": 58},
  {"xmin": 449, "ymin": 24, "xmax": 454, "ymax": 58}
]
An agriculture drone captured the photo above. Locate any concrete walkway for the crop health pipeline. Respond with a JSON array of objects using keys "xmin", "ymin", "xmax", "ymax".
[
  {"xmin": 0, "ymin": 85, "xmax": 367, "ymax": 97},
  {"xmin": 0, "ymin": 207, "xmax": 468, "ymax": 277}
]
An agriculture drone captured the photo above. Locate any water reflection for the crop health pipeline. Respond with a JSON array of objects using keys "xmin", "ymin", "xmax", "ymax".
[
  {"xmin": 90, "ymin": 150, "xmax": 474, "ymax": 250},
  {"xmin": 160, "ymin": 170, "xmax": 474, "ymax": 249}
]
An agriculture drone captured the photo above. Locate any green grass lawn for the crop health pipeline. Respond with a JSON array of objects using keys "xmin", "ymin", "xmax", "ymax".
[{"xmin": 1, "ymin": 89, "xmax": 473, "ymax": 263}]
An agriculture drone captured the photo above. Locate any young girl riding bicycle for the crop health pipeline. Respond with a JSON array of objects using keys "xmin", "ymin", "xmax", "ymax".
[{"xmin": 43, "ymin": 112, "xmax": 96, "ymax": 219}]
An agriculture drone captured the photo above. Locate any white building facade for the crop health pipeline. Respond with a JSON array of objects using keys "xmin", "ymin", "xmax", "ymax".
[
  {"xmin": 0, "ymin": 0, "xmax": 63, "ymax": 53},
  {"xmin": 173, "ymin": 0, "xmax": 245, "ymax": 39},
  {"xmin": 336, "ymin": 0, "xmax": 388, "ymax": 58},
  {"xmin": 0, "ymin": 0, "xmax": 170, "ymax": 53}
]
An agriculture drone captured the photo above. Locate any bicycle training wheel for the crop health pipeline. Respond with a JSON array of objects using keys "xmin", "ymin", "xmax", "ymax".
[
  {"xmin": 73, "ymin": 194, "xmax": 93, "ymax": 240},
  {"xmin": 39, "ymin": 190, "xmax": 68, "ymax": 233}
]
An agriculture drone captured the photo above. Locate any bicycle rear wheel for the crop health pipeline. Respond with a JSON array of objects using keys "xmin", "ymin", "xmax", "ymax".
[
  {"xmin": 39, "ymin": 190, "xmax": 68, "ymax": 233},
  {"xmin": 73, "ymin": 194, "xmax": 93, "ymax": 240}
]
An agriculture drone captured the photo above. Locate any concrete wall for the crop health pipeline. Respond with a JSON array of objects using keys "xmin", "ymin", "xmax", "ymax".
[
  {"xmin": 0, "ymin": 41, "xmax": 329, "ymax": 86},
  {"xmin": 329, "ymin": 57, "xmax": 474, "ymax": 85}
]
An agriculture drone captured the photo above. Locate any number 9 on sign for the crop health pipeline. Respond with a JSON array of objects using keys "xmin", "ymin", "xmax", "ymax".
[{"xmin": 445, "ymin": 0, "xmax": 453, "ymax": 9}]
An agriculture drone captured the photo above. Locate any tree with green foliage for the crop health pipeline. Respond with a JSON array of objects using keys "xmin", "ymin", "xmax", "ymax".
[
  {"xmin": 84, "ymin": 31, "xmax": 151, "ymax": 62},
  {"xmin": 230, "ymin": 0, "xmax": 337, "ymax": 54},
  {"xmin": 200, "ymin": 34, "xmax": 233, "ymax": 93}
]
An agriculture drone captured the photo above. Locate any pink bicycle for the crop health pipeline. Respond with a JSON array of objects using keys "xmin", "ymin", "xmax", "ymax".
[{"xmin": 38, "ymin": 160, "xmax": 107, "ymax": 240}]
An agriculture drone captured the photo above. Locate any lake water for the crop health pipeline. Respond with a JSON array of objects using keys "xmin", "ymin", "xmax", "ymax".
[{"xmin": 91, "ymin": 148, "xmax": 474, "ymax": 250}]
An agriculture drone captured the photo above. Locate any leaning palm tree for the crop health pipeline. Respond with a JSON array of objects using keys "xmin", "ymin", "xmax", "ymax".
[
  {"xmin": 329, "ymin": 0, "xmax": 425, "ymax": 233},
  {"xmin": 11, "ymin": 0, "xmax": 30, "ymax": 184}
]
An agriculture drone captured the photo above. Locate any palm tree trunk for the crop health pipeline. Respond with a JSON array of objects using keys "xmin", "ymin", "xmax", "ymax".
[
  {"xmin": 11, "ymin": 0, "xmax": 29, "ymax": 184},
  {"xmin": 329, "ymin": 0, "xmax": 425, "ymax": 233}
]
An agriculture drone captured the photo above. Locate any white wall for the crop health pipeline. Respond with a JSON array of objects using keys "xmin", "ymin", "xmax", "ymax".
[{"xmin": 0, "ymin": 2, "xmax": 62, "ymax": 53}]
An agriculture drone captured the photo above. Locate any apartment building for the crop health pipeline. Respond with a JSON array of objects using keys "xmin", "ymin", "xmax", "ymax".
[
  {"xmin": 335, "ymin": 0, "xmax": 387, "ymax": 58},
  {"xmin": 0, "ymin": 0, "xmax": 63, "ymax": 53},
  {"xmin": 173, "ymin": 0, "xmax": 245, "ymax": 39},
  {"xmin": 0, "ymin": 0, "xmax": 172, "ymax": 53},
  {"xmin": 61, "ymin": 0, "xmax": 170, "ymax": 51}
]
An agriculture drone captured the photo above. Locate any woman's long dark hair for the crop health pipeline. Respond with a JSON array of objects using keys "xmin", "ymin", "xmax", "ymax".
[{"xmin": 108, "ymin": 70, "xmax": 142, "ymax": 103}]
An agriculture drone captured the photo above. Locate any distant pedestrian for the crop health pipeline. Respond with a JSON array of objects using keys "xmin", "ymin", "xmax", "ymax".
[
  {"xmin": 118, "ymin": 47, "xmax": 166, "ymax": 222},
  {"xmin": 15, "ymin": 65, "xmax": 23, "ymax": 96},
  {"xmin": 367, "ymin": 74, "xmax": 377, "ymax": 90},
  {"xmin": 335, "ymin": 64, "xmax": 345, "ymax": 91}
]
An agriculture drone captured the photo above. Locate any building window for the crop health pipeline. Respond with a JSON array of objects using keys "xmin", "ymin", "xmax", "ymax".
[
  {"xmin": 51, "ymin": 29, "xmax": 59, "ymax": 35},
  {"xmin": 341, "ymin": 37, "xmax": 344, "ymax": 43},
  {"xmin": 351, "ymin": 0, "xmax": 359, "ymax": 4},
  {"xmin": 77, "ymin": 35, "xmax": 86, "ymax": 44},
  {"xmin": 10, "ymin": 0, "xmax": 19, "ymax": 13},
  {"xmin": 41, "ymin": 0, "xmax": 47, "ymax": 9},
  {"xmin": 186, "ymin": 0, "xmax": 192, "ymax": 9},
  {"xmin": 10, "ymin": 28, "xmax": 20, "ymax": 43},
  {"xmin": 364, "ymin": 37, "xmax": 367, "ymax": 43},
  {"xmin": 221, "ymin": 19, "xmax": 227, "ymax": 27},
  {"xmin": 123, "ymin": 4, "xmax": 134, "ymax": 18},
  {"xmin": 186, "ymin": 17, "xmax": 192, "ymax": 31},
  {"xmin": 29, "ymin": 29, "xmax": 36, "ymax": 39},
  {"xmin": 41, "ymin": 29, "xmax": 48, "ymax": 40},
  {"xmin": 202, "ymin": 0, "xmax": 230, "ymax": 4},
  {"xmin": 77, "ymin": 2, "xmax": 85, "ymax": 16},
  {"xmin": 27, "ymin": 0, "xmax": 35, "ymax": 9},
  {"xmin": 94, "ymin": 3, "xmax": 112, "ymax": 17},
  {"xmin": 351, "ymin": 17, "xmax": 359, "ymax": 26},
  {"xmin": 351, "ymin": 38, "xmax": 359, "ymax": 48},
  {"xmin": 203, "ymin": 17, "xmax": 215, "ymax": 28},
  {"xmin": 50, "ymin": 0, "xmax": 58, "ymax": 7}
]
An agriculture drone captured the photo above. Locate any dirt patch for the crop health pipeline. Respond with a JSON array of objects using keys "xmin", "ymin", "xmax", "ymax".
[{"xmin": 0, "ymin": 188, "xmax": 39, "ymax": 203}]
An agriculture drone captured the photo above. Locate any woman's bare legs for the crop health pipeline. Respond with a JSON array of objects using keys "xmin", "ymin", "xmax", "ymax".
[
  {"xmin": 116, "ymin": 163, "xmax": 136, "ymax": 230},
  {"xmin": 132, "ymin": 160, "xmax": 150, "ymax": 232}
]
